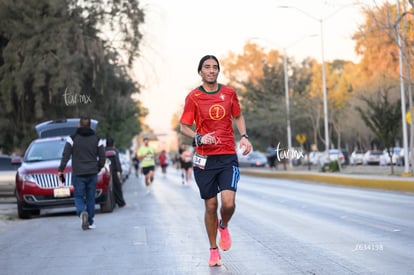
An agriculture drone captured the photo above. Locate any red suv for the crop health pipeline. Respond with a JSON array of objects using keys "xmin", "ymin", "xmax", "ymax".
[{"xmin": 15, "ymin": 119, "xmax": 115, "ymax": 219}]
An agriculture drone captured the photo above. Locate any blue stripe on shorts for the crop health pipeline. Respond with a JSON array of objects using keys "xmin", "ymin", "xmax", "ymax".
[{"xmin": 232, "ymin": 165, "xmax": 240, "ymax": 189}]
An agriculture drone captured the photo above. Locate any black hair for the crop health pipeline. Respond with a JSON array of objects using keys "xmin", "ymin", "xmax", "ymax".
[
  {"xmin": 79, "ymin": 116, "xmax": 91, "ymax": 127},
  {"xmin": 197, "ymin": 55, "xmax": 220, "ymax": 73}
]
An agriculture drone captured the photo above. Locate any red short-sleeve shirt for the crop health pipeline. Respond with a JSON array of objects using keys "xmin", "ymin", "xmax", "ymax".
[{"xmin": 180, "ymin": 84, "xmax": 241, "ymax": 156}]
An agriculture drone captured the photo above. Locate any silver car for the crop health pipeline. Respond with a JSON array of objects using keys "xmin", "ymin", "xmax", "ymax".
[
  {"xmin": 0, "ymin": 155, "xmax": 21, "ymax": 196},
  {"xmin": 237, "ymin": 151, "xmax": 268, "ymax": 167}
]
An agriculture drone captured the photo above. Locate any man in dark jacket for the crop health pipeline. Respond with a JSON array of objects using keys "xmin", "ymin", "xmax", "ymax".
[
  {"xmin": 58, "ymin": 116, "xmax": 106, "ymax": 230},
  {"xmin": 105, "ymin": 137, "xmax": 126, "ymax": 208}
]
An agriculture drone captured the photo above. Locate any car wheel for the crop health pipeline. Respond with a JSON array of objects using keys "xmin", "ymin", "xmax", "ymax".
[
  {"xmin": 31, "ymin": 209, "xmax": 41, "ymax": 216},
  {"xmin": 17, "ymin": 200, "xmax": 32, "ymax": 219},
  {"xmin": 100, "ymin": 178, "xmax": 114, "ymax": 213}
]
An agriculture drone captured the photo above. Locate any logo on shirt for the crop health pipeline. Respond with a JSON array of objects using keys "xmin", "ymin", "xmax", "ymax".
[{"xmin": 209, "ymin": 104, "xmax": 226, "ymax": 120}]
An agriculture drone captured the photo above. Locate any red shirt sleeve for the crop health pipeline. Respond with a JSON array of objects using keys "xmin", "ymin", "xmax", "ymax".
[
  {"xmin": 231, "ymin": 90, "xmax": 241, "ymax": 118},
  {"xmin": 180, "ymin": 92, "xmax": 196, "ymax": 126}
]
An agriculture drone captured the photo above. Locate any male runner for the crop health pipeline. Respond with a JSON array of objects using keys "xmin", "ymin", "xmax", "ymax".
[{"xmin": 180, "ymin": 55, "xmax": 252, "ymax": 266}]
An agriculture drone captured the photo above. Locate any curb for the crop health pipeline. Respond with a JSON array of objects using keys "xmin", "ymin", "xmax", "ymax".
[{"xmin": 240, "ymin": 169, "xmax": 414, "ymax": 193}]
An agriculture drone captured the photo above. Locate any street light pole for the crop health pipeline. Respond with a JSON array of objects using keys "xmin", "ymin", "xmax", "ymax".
[
  {"xmin": 278, "ymin": 5, "xmax": 330, "ymax": 159},
  {"xmin": 283, "ymin": 49, "xmax": 293, "ymax": 168},
  {"xmin": 283, "ymin": 34, "xmax": 317, "ymax": 168},
  {"xmin": 395, "ymin": 0, "xmax": 410, "ymax": 174},
  {"xmin": 319, "ymin": 19, "xmax": 330, "ymax": 158},
  {"xmin": 279, "ymin": 4, "xmax": 357, "ymax": 162},
  {"xmin": 249, "ymin": 36, "xmax": 316, "ymax": 169}
]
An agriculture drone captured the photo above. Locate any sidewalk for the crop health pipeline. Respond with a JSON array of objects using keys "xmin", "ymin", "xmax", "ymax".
[{"xmin": 240, "ymin": 164, "xmax": 414, "ymax": 193}]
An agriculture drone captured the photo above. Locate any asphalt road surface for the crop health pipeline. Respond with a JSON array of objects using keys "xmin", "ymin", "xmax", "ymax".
[{"xmin": 0, "ymin": 168, "xmax": 413, "ymax": 275}]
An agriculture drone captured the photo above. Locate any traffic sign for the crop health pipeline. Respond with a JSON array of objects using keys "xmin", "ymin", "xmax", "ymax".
[
  {"xmin": 296, "ymin": 134, "xmax": 307, "ymax": 145},
  {"xmin": 406, "ymin": 108, "xmax": 414, "ymax": 124}
]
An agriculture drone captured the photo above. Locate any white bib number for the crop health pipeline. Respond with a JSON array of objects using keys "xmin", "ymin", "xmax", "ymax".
[{"xmin": 193, "ymin": 153, "xmax": 207, "ymax": 169}]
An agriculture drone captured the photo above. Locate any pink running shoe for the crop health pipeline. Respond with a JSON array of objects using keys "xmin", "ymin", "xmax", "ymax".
[
  {"xmin": 218, "ymin": 219, "xmax": 232, "ymax": 251},
  {"xmin": 209, "ymin": 248, "xmax": 222, "ymax": 266}
]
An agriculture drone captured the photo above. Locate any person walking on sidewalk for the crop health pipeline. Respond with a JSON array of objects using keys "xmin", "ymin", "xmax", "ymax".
[
  {"xmin": 105, "ymin": 137, "xmax": 127, "ymax": 208},
  {"xmin": 137, "ymin": 136, "xmax": 156, "ymax": 193},
  {"xmin": 266, "ymin": 142, "xmax": 277, "ymax": 170},
  {"xmin": 58, "ymin": 116, "xmax": 106, "ymax": 230},
  {"xmin": 179, "ymin": 55, "xmax": 252, "ymax": 266},
  {"xmin": 158, "ymin": 150, "xmax": 168, "ymax": 177},
  {"xmin": 178, "ymin": 143, "xmax": 186, "ymax": 181},
  {"xmin": 132, "ymin": 152, "xmax": 140, "ymax": 177},
  {"xmin": 180, "ymin": 144, "xmax": 193, "ymax": 184}
]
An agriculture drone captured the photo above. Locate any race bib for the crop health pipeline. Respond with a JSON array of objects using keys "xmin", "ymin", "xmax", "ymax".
[{"xmin": 193, "ymin": 153, "xmax": 207, "ymax": 169}]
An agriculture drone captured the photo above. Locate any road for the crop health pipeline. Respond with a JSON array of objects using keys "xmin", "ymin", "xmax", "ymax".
[{"xmin": 0, "ymin": 168, "xmax": 413, "ymax": 275}]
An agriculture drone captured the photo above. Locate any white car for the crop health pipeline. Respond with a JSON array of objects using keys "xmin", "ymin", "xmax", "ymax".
[
  {"xmin": 306, "ymin": 151, "xmax": 324, "ymax": 166},
  {"xmin": 320, "ymin": 149, "xmax": 345, "ymax": 166},
  {"xmin": 119, "ymin": 151, "xmax": 131, "ymax": 182},
  {"xmin": 395, "ymin": 148, "xmax": 411, "ymax": 166},
  {"xmin": 379, "ymin": 147, "xmax": 402, "ymax": 166},
  {"xmin": 363, "ymin": 150, "xmax": 382, "ymax": 165},
  {"xmin": 349, "ymin": 150, "xmax": 365, "ymax": 165}
]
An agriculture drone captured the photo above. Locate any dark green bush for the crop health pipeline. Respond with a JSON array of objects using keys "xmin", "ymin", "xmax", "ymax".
[{"xmin": 321, "ymin": 160, "xmax": 340, "ymax": 172}]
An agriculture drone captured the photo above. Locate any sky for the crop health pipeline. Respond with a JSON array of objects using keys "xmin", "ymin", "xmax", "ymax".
[{"xmin": 132, "ymin": 0, "xmax": 384, "ymax": 134}]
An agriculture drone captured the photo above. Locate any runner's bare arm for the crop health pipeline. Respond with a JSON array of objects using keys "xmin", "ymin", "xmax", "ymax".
[
  {"xmin": 234, "ymin": 114, "xmax": 252, "ymax": 155},
  {"xmin": 180, "ymin": 123, "xmax": 195, "ymax": 139}
]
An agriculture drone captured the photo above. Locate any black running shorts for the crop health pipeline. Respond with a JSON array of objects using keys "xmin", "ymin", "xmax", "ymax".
[
  {"xmin": 142, "ymin": 166, "xmax": 155, "ymax": 175},
  {"xmin": 193, "ymin": 154, "xmax": 240, "ymax": 199}
]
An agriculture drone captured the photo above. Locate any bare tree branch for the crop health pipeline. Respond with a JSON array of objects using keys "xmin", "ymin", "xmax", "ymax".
[{"xmin": 393, "ymin": 11, "xmax": 414, "ymax": 28}]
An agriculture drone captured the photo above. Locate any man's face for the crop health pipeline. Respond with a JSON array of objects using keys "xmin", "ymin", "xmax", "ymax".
[{"xmin": 199, "ymin": 58, "xmax": 219, "ymax": 84}]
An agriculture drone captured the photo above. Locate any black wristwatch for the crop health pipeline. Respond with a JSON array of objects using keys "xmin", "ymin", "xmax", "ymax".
[{"xmin": 241, "ymin": 134, "xmax": 249, "ymax": 139}]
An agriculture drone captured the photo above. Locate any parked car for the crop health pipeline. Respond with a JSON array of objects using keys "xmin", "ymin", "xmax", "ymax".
[
  {"xmin": 396, "ymin": 148, "xmax": 411, "ymax": 166},
  {"xmin": 35, "ymin": 118, "xmax": 98, "ymax": 138},
  {"xmin": 379, "ymin": 147, "xmax": 402, "ymax": 166},
  {"xmin": 362, "ymin": 150, "xmax": 382, "ymax": 165},
  {"xmin": 349, "ymin": 150, "xmax": 365, "ymax": 165},
  {"xmin": 320, "ymin": 149, "xmax": 346, "ymax": 166},
  {"xmin": 306, "ymin": 151, "xmax": 324, "ymax": 166},
  {"xmin": 15, "ymin": 119, "xmax": 115, "ymax": 219},
  {"xmin": 237, "ymin": 151, "xmax": 268, "ymax": 167},
  {"xmin": 119, "ymin": 151, "xmax": 131, "ymax": 182},
  {"xmin": 0, "ymin": 155, "xmax": 21, "ymax": 196}
]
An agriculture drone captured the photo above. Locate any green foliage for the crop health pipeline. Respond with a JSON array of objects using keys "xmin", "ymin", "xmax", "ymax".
[
  {"xmin": 355, "ymin": 89, "xmax": 401, "ymax": 150},
  {"xmin": 236, "ymin": 58, "xmax": 287, "ymax": 151},
  {"xmin": 0, "ymin": 0, "xmax": 146, "ymax": 153},
  {"xmin": 321, "ymin": 160, "xmax": 340, "ymax": 172}
]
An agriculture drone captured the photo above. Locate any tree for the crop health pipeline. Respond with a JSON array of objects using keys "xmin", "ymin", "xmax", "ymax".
[
  {"xmin": 0, "ymin": 0, "xmax": 146, "ymax": 152},
  {"xmin": 221, "ymin": 42, "xmax": 333, "ymax": 152},
  {"xmin": 356, "ymin": 89, "xmax": 401, "ymax": 174},
  {"xmin": 288, "ymin": 58, "xmax": 319, "ymax": 149},
  {"xmin": 352, "ymin": 2, "xmax": 414, "ymax": 98},
  {"xmin": 353, "ymin": 4, "xmax": 403, "ymax": 89},
  {"xmin": 351, "ymin": 1, "xmax": 414, "ymax": 169},
  {"xmin": 221, "ymin": 42, "xmax": 286, "ymax": 150}
]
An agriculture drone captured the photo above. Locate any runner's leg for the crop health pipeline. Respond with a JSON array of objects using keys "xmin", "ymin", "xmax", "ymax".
[
  {"xmin": 220, "ymin": 190, "xmax": 236, "ymax": 227},
  {"xmin": 204, "ymin": 196, "xmax": 219, "ymax": 248}
]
